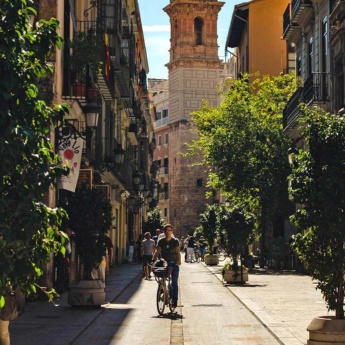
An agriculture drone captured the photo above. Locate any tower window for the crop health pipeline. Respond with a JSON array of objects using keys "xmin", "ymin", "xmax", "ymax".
[
  {"xmin": 194, "ymin": 17, "xmax": 204, "ymax": 45},
  {"xmin": 197, "ymin": 179, "xmax": 203, "ymax": 187}
]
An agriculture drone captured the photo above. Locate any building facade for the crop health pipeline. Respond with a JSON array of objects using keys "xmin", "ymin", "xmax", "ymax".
[
  {"xmin": 226, "ymin": 0, "xmax": 291, "ymax": 79},
  {"xmin": 164, "ymin": 0, "xmax": 224, "ymax": 238},
  {"xmin": 149, "ymin": 79, "xmax": 170, "ymax": 222},
  {"xmin": 35, "ymin": 0, "xmax": 153, "ymax": 288}
]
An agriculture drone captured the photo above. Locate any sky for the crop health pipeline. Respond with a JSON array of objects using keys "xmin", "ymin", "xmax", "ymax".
[{"xmin": 138, "ymin": 0, "xmax": 242, "ymax": 79}]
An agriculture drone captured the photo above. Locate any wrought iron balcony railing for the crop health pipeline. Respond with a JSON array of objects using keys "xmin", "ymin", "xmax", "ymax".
[{"xmin": 303, "ymin": 72, "xmax": 329, "ymax": 105}]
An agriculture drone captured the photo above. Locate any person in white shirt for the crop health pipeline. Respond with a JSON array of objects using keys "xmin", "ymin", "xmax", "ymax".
[{"xmin": 142, "ymin": 232, "xmax": 156, "ymax": 279}]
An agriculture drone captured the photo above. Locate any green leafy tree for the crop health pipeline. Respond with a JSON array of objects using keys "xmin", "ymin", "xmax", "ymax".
[
  {"xmin": 0, "ymin": 0, "xmax": 69, "ymax": 304},
  {"xmin": 190, "ymin": 74, "xmax": 296, "ymax": 266},
  {"xmin": 218, "ymin": 204, "xmax": 256, "ymax": 270},
  {"xmin": 142, "ymin": 207, "xmax": 165, "ymax": 236},
  {"xmin": 59, "ymin": 186, "xmax": 113, "ymax": 279},
  {"xmin": 198, "ymin": 204, "xmax": 220, "ymax": 253},
  {"xmin": 288, "ymin": 107, "xmax": 345, "ymax": 319}
]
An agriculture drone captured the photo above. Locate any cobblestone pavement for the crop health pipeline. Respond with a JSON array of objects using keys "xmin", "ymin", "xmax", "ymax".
[{"xmin": 9, "ymin": 260, "xmax": 331, "ymax": 345}]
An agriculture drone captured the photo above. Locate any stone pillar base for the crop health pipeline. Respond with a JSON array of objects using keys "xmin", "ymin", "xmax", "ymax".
[{"xmin": 68, "ymin": 280, "xmax": 105, "ymax": 306}]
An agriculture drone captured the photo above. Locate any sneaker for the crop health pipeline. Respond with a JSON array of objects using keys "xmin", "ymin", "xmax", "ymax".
[{"xmin": 172, "ymin": 300, "xmax": 177, "ymax": 308}]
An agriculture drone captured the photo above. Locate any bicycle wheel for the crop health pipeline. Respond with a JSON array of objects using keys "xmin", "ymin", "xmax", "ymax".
[
  {"xmin": 168, "ymin": 283, "xmax": 176, "ymax": 313},
  {"xmin": 156, "ymin": 281, "xmax": 166, "ymax": 315}
]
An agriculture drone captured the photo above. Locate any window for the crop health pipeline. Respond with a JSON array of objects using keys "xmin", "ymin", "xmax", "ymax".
[
  {"xmin": 156, "ymin": 111, "xmax": 161, "ymax": 120},
  {"xmin": 196, "ymin": 179, "xmax": 203, "ymax": 187},
  {"xmin": 321, "ymin": 17, "xmax": 328, "ymax": 100},
  {"xmin": 194, "ymin": 17, "xmax": 203, "ymax": 45},
  {"xmin": 164, "ymin": 208, "xmax": 168, "ymax": 217},
  {"xmin": 158, "ymin": 135, "xmax": 162, "ymax": 146},
  {"xmin": 297, "ymin": 55, "xmax": 302, "ymax": 77},
  {"xmin": 308, "ymin": 36, "xmax": 313, "ymax": 76},
  {"xmin": 165, "ymin": 133, "xmax": 169, "ymax": 144},
  {"xmin": 162, "ymin": 109, "xmax": 168, "ymax": 118}
]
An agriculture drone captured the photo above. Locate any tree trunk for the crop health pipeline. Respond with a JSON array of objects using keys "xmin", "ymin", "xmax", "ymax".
[
  {"xmin": 336, "ymin": 277, "xmax": 344, "ymax": 319},
  {"xmin": 259, "ymin": 201, "xmax": 267, "ymax": 269}
]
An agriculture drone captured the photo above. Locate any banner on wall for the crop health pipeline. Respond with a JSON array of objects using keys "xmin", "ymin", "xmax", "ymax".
[{"xmin": 57, "ymin": 135, "xmax": 84, "ymax": 192}]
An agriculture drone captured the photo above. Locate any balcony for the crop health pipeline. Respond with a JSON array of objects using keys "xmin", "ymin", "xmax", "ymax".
[
  {"xmin": 159, "ymin": 190, "xmax": 169, "ymax": 200},
  {"xmin": 282, "ymin": 0, "xmax": 313, "ymax": 41},
  {"xmin": 303, "ymin": 72, "xmax": 329, "ymax": 105},
  {"xmin": 159, "ymin": 166, "xmax": 169, "ymax": 175},
  {"xmin": 154, "ymin": 117, "xmax": 169, "ymax": 129},
  {"xmin": 291, "ymin": 0, "xmax": 313, "ymax": 23},
  {"xmin": 283, "ymin": 72, "xmax": 329, "ymax": 132},
  {"xmin": 283, "ymin": 87, "xmax": 303, "ymax": 131}
]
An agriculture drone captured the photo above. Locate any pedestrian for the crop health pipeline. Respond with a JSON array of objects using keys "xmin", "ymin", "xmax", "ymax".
[
  {"xmin": 186, "ymin": 236, "xmax": 195, "ymax": 262},
  {"xmin": 135, "ymin": 234, "xmax": 143, "ymax": 263},
  {"xmin": 184, "ymin": 235, "xmax": 190, "ymax": 262},
  {"xmin": 197, "ymin": 236, "xmax": 207, "ymax": 261},
  {"xmin": 104, "ymin": 233, "xmax": 114, "ymax": 274},
  {"xmin": 152, "ymin": 228, "xmax": 161, "ymax": 246},
  {"xmin": 128, "ymin": 240, "xmax": 134, "ymax": 263},
  {"xmin": 213, "ymin": 237, "xmax": 219, "ymax": 254},
  {"xmin": 152, "ymin": 224, "xmax": 181, "ymax": 308},
  {"xmin": 142, "ymin": 232, "xmax": 155, "ymax": 279}
]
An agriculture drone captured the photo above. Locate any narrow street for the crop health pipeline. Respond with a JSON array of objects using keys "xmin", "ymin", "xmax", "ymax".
[{"xmin": 70, "ymin": 262, "xmax": 280, "ymax": 345}]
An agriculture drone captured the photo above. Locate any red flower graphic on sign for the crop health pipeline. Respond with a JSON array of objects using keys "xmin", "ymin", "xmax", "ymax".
[{"xmin": 64, "ymin": 149, "xmax": 74, "ymax": 160}]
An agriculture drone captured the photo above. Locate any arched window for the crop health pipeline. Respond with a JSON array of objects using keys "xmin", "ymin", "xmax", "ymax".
[{"xmin": 194, "ymin": 17, "xmax": 204, "ymax": 45}]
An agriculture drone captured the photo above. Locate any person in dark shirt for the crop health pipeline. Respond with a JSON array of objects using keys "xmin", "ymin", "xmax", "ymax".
[{"xmin": 152, "ymin": 224, "xmax": 181, "ymax": 308}]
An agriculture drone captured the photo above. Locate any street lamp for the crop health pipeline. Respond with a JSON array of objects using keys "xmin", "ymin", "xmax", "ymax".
[
  {"xmin": 225, "ymin": 199, "xmax": 230, "ymax": 208},
  {"xmin": 83, "ymin": 101, "xmax": 101, "ymax": 129},
  {"xmin": 133, "ymin": 171, "xmax": 142, "ymax": 185}
]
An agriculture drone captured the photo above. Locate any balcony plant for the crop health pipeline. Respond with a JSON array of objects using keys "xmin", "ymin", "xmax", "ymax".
[
  {"xmin": 68, "ymin": 30, "xmax": 103, "ymax": 92},
  {"xmin": 288, "ymin": 107, "xmax": 345, "ymax": 341},
  {"xmin": 218, "ymin": 204, "xmax": 255, "ymax": 283}
]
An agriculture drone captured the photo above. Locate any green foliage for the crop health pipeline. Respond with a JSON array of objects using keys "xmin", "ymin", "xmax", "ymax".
[
  {"xmin": 288, "ymin": 107, "xmax": 345, "ymax": 319},
  {"xmin": 190, "ymin": 73, "xmax": 296, "ymax": 253},
  {"xmin": 218, "ymin": 204, "xmax": 256, "ymax": 270},
  {"xmin": 142, "ymin": 207, "xmax": 165, "ymax": 236},
  {"xmin": 198, "ymin": 204, "xmax": 220, "ymax": 253},
  {"xmin": 68, "ymin": 30, "xmax": 103, "ymax": 83},
  {"xmin": 59, "ymin": 185, "xmax": 113, "ymax": 279},
  {"xmin": 0, "ymin": 0, "xmax": 70, "ymax": 299}
]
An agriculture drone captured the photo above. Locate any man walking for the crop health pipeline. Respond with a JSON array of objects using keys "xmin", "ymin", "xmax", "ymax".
[
  {"xmin": 152, "ymin": 224, "xmax": 181, "ymax": 308},
  {"xmin": 142, "ymin": 232, "xmax": 155, "ymax": 280}
]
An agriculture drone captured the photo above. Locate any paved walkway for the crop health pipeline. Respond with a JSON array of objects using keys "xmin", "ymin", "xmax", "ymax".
[
  {"xmin": 205, "ymin": 263, "xmax": 333, "ymax": 345},
  {"xmin": 9, "ymin": 260, "xmax": 332, "ymax": 345}
]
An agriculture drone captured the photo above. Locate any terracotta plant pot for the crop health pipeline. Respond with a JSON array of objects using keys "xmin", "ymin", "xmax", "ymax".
[{"xmin": 72, "ymin": 83, "xmax": 86, "ymax": 97}]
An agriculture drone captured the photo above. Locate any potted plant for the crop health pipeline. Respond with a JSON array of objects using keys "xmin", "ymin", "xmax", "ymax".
[
  {"xmin": 68, "ymin": 30, "xmax": 103, "ymax": 96},
  {"xmin": 59, "ymin": 184, "xmax": 113, "ymax": 306},
  {"xmin": 288, "ymin": 107, "xmax": 345, "ymax": 343},
  {"xmin": 198, "ymin": 204, "xmax": 220, "ymax": 265},
  {"xmin": 218, "ymin": 204, "xmax": 255, "ymax": 283}
]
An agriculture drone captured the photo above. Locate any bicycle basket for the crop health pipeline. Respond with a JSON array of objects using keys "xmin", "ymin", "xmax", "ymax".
[{"xmin": 153, "ymin": 266, "xmax": 172, "ymax": 278}]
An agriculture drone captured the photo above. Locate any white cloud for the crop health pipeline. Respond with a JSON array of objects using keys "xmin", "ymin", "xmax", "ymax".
[{"xmin": 143, "ymin": 25, "xmax": 170, "ymax": 33}]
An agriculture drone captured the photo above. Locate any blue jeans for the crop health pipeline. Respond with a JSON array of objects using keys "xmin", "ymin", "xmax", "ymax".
[{"xmin": 168, "ymin": 262, "xmax": 179, "ymax": 302}]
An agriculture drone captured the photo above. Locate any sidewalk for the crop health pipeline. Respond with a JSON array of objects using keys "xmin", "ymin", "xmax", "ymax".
[
  {"xmin": 205, "ymin": 263, "xmax": 333, "ymax": 345},
  {"xmin": 9, "ymin": 263, "xmax": 143, "ymax": 345}
]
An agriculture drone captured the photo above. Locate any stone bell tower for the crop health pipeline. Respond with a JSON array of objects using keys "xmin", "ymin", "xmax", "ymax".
[{"xmin": 164, "ymin": 0, "xmax": 224, "ymax": 238}]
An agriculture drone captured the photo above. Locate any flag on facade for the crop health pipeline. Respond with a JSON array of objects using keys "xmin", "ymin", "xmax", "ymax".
[
  {"xmin": 57, "ymin": 135, "xmax": 83, "ymax": 192},
  {"xmin": 105, "ymin": 32, "xmax": 111, "ymax": 80}
]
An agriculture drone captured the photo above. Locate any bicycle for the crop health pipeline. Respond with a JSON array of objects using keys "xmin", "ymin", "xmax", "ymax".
[{"xmin": 152, "ymin": 265, "xmax": 176, "ymax": 315}]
